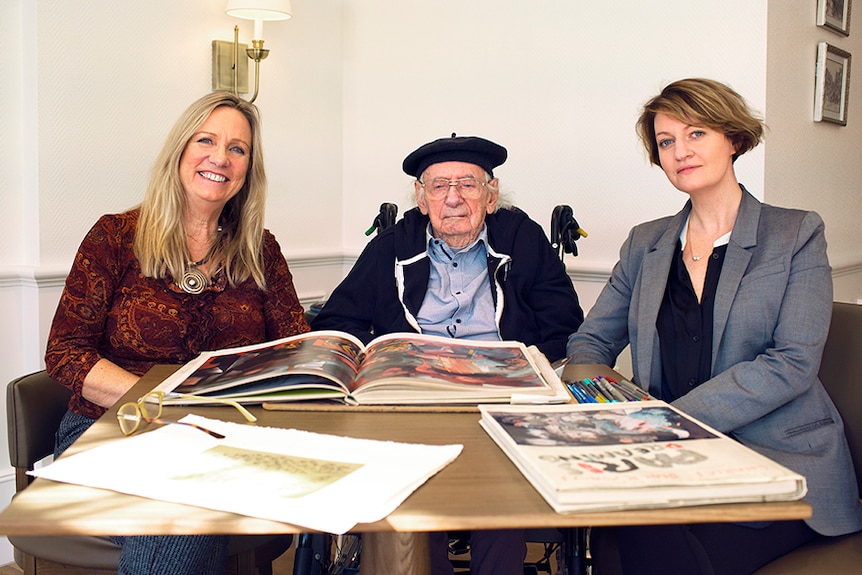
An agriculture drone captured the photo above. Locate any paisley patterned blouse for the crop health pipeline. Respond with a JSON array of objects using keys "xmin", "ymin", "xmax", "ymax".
[{"xmin": 45, "ymin": 210, "xmax": 309, "ymax": 418}]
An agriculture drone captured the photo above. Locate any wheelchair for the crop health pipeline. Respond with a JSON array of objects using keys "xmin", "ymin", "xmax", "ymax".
[
  {"xmin": 292, "ymin": 532, "xmax": 360, "ymax": 575},
  {"xmin": 294, "ymin": 203, "xmax": 588, "ymax": 575}
]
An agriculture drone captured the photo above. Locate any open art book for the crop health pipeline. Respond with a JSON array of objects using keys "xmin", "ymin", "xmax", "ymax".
[
  {"xmin": 479, "ymin": 401, "xmax": 807, "ymax": 514},
  {"xmin": 152, "ymin": 331, "xmax": 569, "ymax": 406},
  {"xmin": 31, "ymin": 414, "xmax": 462, "ymax": 534}
]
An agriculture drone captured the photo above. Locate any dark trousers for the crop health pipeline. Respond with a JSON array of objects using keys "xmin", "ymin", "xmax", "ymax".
[
  {"xmin": 591, "ymin": 520, "xmax": 817, "ymax": 575},
  {"xmin": 429, "ymin": 529, "xmax": 526, "ymax": 575}
]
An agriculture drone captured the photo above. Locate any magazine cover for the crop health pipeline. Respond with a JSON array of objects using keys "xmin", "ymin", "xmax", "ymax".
[{"xmin": 479, "ymin": 401, "xmax": 807, "ymax": 513}]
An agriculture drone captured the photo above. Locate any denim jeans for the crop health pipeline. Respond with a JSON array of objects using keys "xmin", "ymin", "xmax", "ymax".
[{"xmin": 55, "ymin": 410, "xmax": 230, "ymax": 575}]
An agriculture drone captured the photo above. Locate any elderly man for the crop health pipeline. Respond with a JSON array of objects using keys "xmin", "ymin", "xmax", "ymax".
[{"xmin": 312, "ymin": 134, "xmax": 584, "ymax": 575}]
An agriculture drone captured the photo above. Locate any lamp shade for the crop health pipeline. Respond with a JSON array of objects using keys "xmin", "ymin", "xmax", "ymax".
[{"xmin": 225, "ymin": 0, "xmax": 292, "ymax": 21}]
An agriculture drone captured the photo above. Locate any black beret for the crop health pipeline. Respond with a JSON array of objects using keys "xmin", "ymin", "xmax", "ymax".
[{"xmin": 402, "ymin": 133, "xmax": 508, "ymax": 178}]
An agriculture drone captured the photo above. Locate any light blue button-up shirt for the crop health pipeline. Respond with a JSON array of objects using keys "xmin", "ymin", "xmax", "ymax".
[{"xmin": 416, "ymin": 224, "xmax": 500, "ymax": 341}]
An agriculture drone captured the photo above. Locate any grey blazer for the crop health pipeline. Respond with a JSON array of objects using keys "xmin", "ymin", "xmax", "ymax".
[{"xmin": 567, "ymin": 188, "xmax": 862, "ymax": 536}]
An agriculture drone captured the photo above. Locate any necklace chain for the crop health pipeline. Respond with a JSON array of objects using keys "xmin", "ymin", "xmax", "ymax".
[
  {"xmin": 180, "ymin": 225, "xmax": 223, "ymax": 293},
  {"xmin": 686, "ymin": 224, "xmax": 705, "ymax": 262},
  {"xmin": 187, "ymin": 224, "xmax": 223, "ymax": 267}
]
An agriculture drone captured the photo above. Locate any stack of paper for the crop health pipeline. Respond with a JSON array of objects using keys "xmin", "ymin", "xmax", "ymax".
[{"xmin": 32, "ymin": 415, "xmax": 462, "ymax": 534}]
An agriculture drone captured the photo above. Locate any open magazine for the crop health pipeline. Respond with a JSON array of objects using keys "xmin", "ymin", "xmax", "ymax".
[
  {"xmin": 152, "ymin": 331, "xmax": 569, "ymax": 406},
  {"xmin": 479, "ymin": 401, "xmax": 807, "ymax": 513}
]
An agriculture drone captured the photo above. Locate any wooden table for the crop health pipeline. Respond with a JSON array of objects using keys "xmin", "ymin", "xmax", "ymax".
[{"xmin": 0, "ymin": 365, "xmax": 811, "ymax": 574}]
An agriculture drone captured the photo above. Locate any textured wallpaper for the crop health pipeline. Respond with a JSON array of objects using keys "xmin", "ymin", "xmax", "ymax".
[
  {"xmin": 38, "ymin": 1, "xmax": 222, "ymax": 266},
  {"xmin": 17, "ymin": 0, "xmax": 861, "ymax": 277}
]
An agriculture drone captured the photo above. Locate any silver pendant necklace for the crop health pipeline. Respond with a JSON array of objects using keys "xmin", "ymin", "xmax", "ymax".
[
  {"xmin": 179, "ymin": 225, "xmax": 222, "ymax": 294},
  {"xmin": 179, "ymin": 258, "xmax": 210, "ymax": 294}
]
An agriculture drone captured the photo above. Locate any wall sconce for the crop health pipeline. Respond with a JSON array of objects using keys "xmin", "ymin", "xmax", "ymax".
[{"xmin": 212, "ymin": 0, "xmax": 292, "ymax": 103}]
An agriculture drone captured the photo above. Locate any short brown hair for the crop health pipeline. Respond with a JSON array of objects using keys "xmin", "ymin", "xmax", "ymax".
[{"xmin": 636, "ymin": 78, "xmax": 765, "ymax": 166}]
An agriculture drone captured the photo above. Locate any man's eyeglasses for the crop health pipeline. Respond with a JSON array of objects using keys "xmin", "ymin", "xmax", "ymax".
[
  {"xmin": 420, "ymin": 177, "xmax": 488, "ymax": 200},
  {"xmin": 116, "ymin": 391, "xmax": 257, "ymax": 438}
]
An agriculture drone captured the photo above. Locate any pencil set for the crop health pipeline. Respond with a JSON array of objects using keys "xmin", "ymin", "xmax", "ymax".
[{"xmin": 566, "ymin": 375, "xmax": 650, "ymax": 403}]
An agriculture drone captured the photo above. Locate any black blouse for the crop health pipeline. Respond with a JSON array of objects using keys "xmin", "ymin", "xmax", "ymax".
[{"xmin": 656, "ymin": 242, "xmax": 727, "ymax": 401}]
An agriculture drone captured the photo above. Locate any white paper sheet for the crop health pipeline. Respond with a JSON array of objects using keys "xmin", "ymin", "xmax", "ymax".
[{"xmin": 32, "ymin": 415, "xmax": 462, "ymax": 534}]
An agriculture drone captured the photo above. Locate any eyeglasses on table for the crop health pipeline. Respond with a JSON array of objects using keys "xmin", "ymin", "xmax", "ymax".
[{"xmin": 116, "ymin": 391, "xmax": 257, "ymax": 439}]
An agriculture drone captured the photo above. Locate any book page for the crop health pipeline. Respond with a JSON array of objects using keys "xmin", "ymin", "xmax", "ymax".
[
  {"xmin": 153, "ymin": 331, "xmax": 366, "ymax": 400},
  {"xmin": 351, "ymin": 333, "xmax": 555, "ymax": 399}
]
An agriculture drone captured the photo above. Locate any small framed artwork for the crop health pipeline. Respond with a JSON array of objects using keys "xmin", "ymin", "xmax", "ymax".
[
  {"xmin": 817, "ymin": 0, "xmax": 851, "ymax": 36},
  {"xmin": 814, "ymin": 42, "xmax": 852, "ymax": 125}
]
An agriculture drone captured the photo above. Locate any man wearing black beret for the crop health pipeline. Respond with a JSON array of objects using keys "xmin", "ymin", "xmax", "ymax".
[{"xmin": 312, "ymin": 134, "xmax": 584, "ymax": 575}]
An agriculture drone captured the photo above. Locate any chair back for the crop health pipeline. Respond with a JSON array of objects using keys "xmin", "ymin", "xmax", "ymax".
[
  {"xmin": 5, "ymin": 371, "xmax": 291, "ymax": 573},
  {"xmin": 819, "ymin": 302, "xmax": 862, "ymax": 495},
  {"xmin": 6, "ymin": 371, "xmax": 125, "ymax": 570},
  {"xmin": 7, "ymin": 371, "xmax": 72, "ymax": 491},
  {"xmin": 752, "ymin": 302, "xmax": 862, "ymax": 575}
]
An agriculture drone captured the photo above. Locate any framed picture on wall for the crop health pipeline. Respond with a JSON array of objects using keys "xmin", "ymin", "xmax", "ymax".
[
  {"xmin": 817, "ymin": 0, "xmax": 852, "ymax": 36},
  {"xmin": 814, "ymin": 42, "xmax": 852, "ymax": 125}
]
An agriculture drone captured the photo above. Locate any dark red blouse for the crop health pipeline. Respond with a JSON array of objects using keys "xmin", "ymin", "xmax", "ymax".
[{"xmin": 45, "ymin": 210, "xmax": 309, "ymax": 418}]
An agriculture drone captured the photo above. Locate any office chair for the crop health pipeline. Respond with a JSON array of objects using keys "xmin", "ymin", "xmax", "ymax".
[
  {"xmin": 753, "ymin": 302, "xmax": 862, "ymax": 574},
  {"xmin": 6, "ymin": 369, "xmax": 292, "ymax": 575}
]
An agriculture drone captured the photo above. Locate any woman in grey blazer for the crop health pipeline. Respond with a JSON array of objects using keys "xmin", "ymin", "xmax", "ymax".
[{"xmin": 567, "ymin": 78, "xmax": 862, "ymax": 574}]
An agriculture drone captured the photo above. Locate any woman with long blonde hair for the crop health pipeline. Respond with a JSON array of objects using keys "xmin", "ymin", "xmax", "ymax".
[{"xmin": 46, "ymin": 91, "xmax": 308, "ymax": 574}]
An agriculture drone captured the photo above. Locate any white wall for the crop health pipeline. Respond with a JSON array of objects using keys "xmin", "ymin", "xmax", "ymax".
[
  {"xmin": 339, "ymin": 1, "xmax": 767, "ymax": 271},
  {"xmin": 766, "ymin": 0, "xmax": 862, "ymax": 303},
  {"xmin": 1, "ymin": 0, "xmax": 860, "ymax": 565},
  {"xmin": 33, "ymin": 0, "xmax": 346, "ymax": 277}
]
